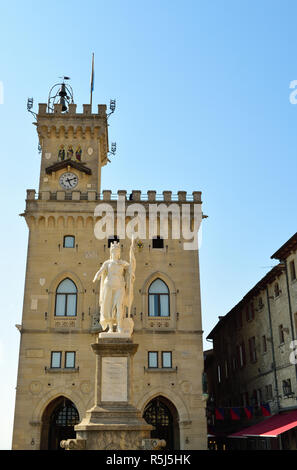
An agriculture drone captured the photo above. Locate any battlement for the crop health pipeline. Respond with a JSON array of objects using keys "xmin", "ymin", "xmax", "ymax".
[
  {"xmin": 26, "ymin": 189, "xmax": 202, "ymax": 203},
  {"xmin": 38, "ymin": 103, "xmax": 107, "ymax": 117}
]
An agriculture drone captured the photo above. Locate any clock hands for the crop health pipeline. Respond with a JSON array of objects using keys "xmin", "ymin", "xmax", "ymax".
[{"xmin": 66, "ymin": 176, "xmax": 77, "ymax": 187}]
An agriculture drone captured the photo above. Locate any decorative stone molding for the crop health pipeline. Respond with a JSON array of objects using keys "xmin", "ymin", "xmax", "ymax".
[
  {"xmin": 60, "ymin": 438, "xmax": 86, "ymax": 450},
  {"xmin": 141, "ymin": 439, "xmax": 166, "ymax": 450}
]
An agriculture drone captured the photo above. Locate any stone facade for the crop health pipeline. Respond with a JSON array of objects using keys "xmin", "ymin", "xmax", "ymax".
[{"xmin": 12, "ymin": 99, "xmax": 207, "ymax": 450}]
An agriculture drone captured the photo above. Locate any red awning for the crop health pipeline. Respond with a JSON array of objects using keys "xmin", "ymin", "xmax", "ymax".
[{"xmin": 229, "ymin": 410, "xmax": 297, "ymax": 438}]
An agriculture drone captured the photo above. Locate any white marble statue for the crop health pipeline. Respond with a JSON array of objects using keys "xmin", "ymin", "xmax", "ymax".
[{"xmin": 93, "ymin": 236, "xmax": 136, "ymax": 336}]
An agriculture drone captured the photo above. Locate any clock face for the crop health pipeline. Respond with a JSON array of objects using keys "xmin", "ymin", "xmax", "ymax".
[{"xmin": 59, "ymin": 172, "xmax": 78, "ymax": 190}]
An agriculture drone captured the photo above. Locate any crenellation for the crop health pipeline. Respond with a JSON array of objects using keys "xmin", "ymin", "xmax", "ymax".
[
  {"xmin": 147, "ymin": 190, "xmax": 156, "ymax": 202},
  {"xmin": 26, "ymin": 189, "xmax": 36, "ymax": 200},
  {"xmin": 163, "ymin": 191, "xmax": 172, "ymax": 202},
  {"xmin": 102, "ymin": 190, "xmax": 112, "ymax": 201},
  {"xmin": 178, "ymin": 191, "xmax": 187, "ymax": 202}
]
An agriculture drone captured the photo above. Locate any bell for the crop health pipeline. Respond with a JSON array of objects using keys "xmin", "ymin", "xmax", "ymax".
[{"xmin": 59, "ymin": 83, "xmax": 68, "ymax": 112}]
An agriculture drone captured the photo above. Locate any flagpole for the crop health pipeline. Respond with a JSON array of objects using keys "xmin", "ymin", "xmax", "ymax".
[{"xmin": 90, "ymin": 52, "xmax": 94, "ymax": 109}]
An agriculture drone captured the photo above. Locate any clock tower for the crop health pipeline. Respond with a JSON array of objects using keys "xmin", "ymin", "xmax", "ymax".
[{"xmin": 12, "ymin": 81, "xmax": 207, "ymax": 450}]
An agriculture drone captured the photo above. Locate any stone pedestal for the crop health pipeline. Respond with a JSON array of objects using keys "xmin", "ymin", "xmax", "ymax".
[{"xmin": 65, "ymin": 337, "xmax": 153, "ymax": 450}]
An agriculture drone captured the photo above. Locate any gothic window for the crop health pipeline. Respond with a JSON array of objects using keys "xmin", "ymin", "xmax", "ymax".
[
  {"xmin": 148, "ymin": 278, "xmax": 170, "ymax": 317},
  {"xmin": 63, "ymin": 235, "xmax": 75, "ymax": 248},
  {"xmin": 55, "ymin": 278, "xmax": 77, "ymax": 317}
]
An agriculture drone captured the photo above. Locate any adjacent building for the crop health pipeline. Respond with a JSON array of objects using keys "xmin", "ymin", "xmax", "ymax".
[{"xmin": 206, "ymin": 232, "xmax": 297, "ymax": 450}]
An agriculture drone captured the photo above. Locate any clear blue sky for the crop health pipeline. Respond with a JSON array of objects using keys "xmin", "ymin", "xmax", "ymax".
[{"xmin": 1, "ymin": 0, "xmax": 297, "ymax": 449}]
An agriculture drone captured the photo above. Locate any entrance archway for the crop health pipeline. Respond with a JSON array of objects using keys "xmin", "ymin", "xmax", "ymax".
[
  {"xmin": 143, "ymin": 396, "xmax": 180, "ymax": 449},
  {"xmin": 40, "ymin": 396, "xmax": 80, "ymax": 450}
]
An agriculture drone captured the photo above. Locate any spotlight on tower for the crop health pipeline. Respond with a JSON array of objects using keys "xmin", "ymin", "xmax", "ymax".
[
  {"xmin": 107, "ymin": 99, "xmax": 116, "ymax": 118},
  {"xmin": 27, "ymin": 97, "xmax": 37, "ymax": 119}
]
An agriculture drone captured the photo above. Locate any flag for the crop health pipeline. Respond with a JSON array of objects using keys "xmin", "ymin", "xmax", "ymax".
[
  {"xmin": 243, "ymin": 406, "xmax": 253, "ymax": 419},
  {"xmin": 215, "ymin": 408, "xmax": 224, "ymax": 420},
  {"xmin": 230, "ymin": 407, "xmax": 241, "ymax": 420},
  {"xmin": 261, "ymin": 403, "xmax": 271, "ymax": 416}
]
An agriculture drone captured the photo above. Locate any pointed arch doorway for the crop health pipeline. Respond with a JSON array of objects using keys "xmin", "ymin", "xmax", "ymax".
[
  {"xmin": 40, "ymin": 396, "xmax": 80, "ymax": 450},
  {"xmin": 143, "ymin": 396, "xmax": 180, "ymax": 449}
]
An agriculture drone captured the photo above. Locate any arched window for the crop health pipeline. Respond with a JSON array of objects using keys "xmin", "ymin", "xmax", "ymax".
[
  {"xmin": 55, "ymin": 278, "xmax": 77, "ymax": 317},
  {"xmin": 148, "ymin": 278, "xmax": 170, "ymax": 317}
]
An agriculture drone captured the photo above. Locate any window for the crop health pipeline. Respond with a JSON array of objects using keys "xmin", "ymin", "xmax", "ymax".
[
  {"xmin": 283, "ymin": 379, "xmax": 292, "ymax": 396},
  {"xmin": 258, "ymin": 297, "xmax": 264, "ymax": 309},
  {"xmin": 152, "ymin": 236, "xmax": 164, "ymax": 249},
  {"xmin": 248, "ymin": 337, "xmax": 257, "ymax": 363},
  {"xmin": 55, "ymin": 278, "xmax": 77, "ymax": 317},
  {"xmin": 257, "ymin": 389, "xmax": 262, "ymax": 405},
  {"xmin": 217, "ymin": 364, "xmax": 221, "ymax": 383},
  {"xmin": 108, "ymin": 235, "xmax": 120, "ymax": 248},
  {"xmin": 65, "ymin": 351, "xmax": 76, "ymax": 368},
  {"xmin": 51, "ymin": 351, "xmax": 62, "ymax": 368},
  {"xmin": 237, "ymin": 342, "xmax": 246, "ymax": 368},
  {"xmin": 265, "ymin": 384, "xmax": 273, "ymax": 401},
  {"xmin": 262, "ymin": 335, "xmax": 267, "ymax": 353},
  {"xmin": 63, "ymin": 235, "xmax": 75, "ymax": 248},
  {"xmin": 148, "ymin": 279, "xmax": 170, "ymax": 317},
  {"xmin": 279, "ymin": 325, "xmax": 285, "ymax": 344},
  {"xmin": 162, "ymin": 352, "xmax": 172, "ymax": 368},
  {"xmin": 148, "ymin": 351, "xmax": 158, "ymax": 368},
  {"xmin": 290, "ymin": 260, "xmax": 296, "ymax": 281},
  {"xmin": 274, "ymin": 282, "xmax": 280, "ymax": 297},
  {"xmin": 246, "ymin": 302, "xmax": 255, "ymax": 321}
]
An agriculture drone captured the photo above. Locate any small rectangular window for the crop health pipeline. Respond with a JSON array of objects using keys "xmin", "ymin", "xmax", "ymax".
[
  {"xmin": 63, "ymin": 235, "xmax": 75, "ymax": 248},
  {"xmin": 262, "ymin": 335, "xmax": 267, "ymax": 353},
  {"xmin": 148, "ymin": 351, "xmax": 158, "ymax": 368},
  {"xmin": 265, "ymin": 384, "xmax": 273, "ymax": 401},
  {"xmin": 162, "ymin": 351, "xmax": 172, "ymax": 368},
  {"xmin": 290, "ymin": 260, "xmax": 296, "ymax": 281},
  {"xmin": 217, "ymin": 364, "xmax": 221, "ymax": 383},
  {"xmin": 283, "ymin": 379, "xmax": 292, "ymax": 396},
  {"xmin": 246, "ymin": 303, "xmax": 255, "ymax": 321},
  {"xmin": 51, "ymin": 351, "xmax": 62, "ymax": 368},
  {"xmin": 152, "ymin": 236, "xmax": 164, "ymax": 249},
  {"xmin": 279, "ymin": 325, "xmax": 285, "ymax": 344},
  {"xmin": 108, "ymin": 236, "xmax": 120, "ymax": 248},
  {"xmin": 65, "ymin": 351, "xmax": 76, "ymax": 368},
  {"xmin": 249, "ymin": 337, "xmax": 257, "ymax": 362}
]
